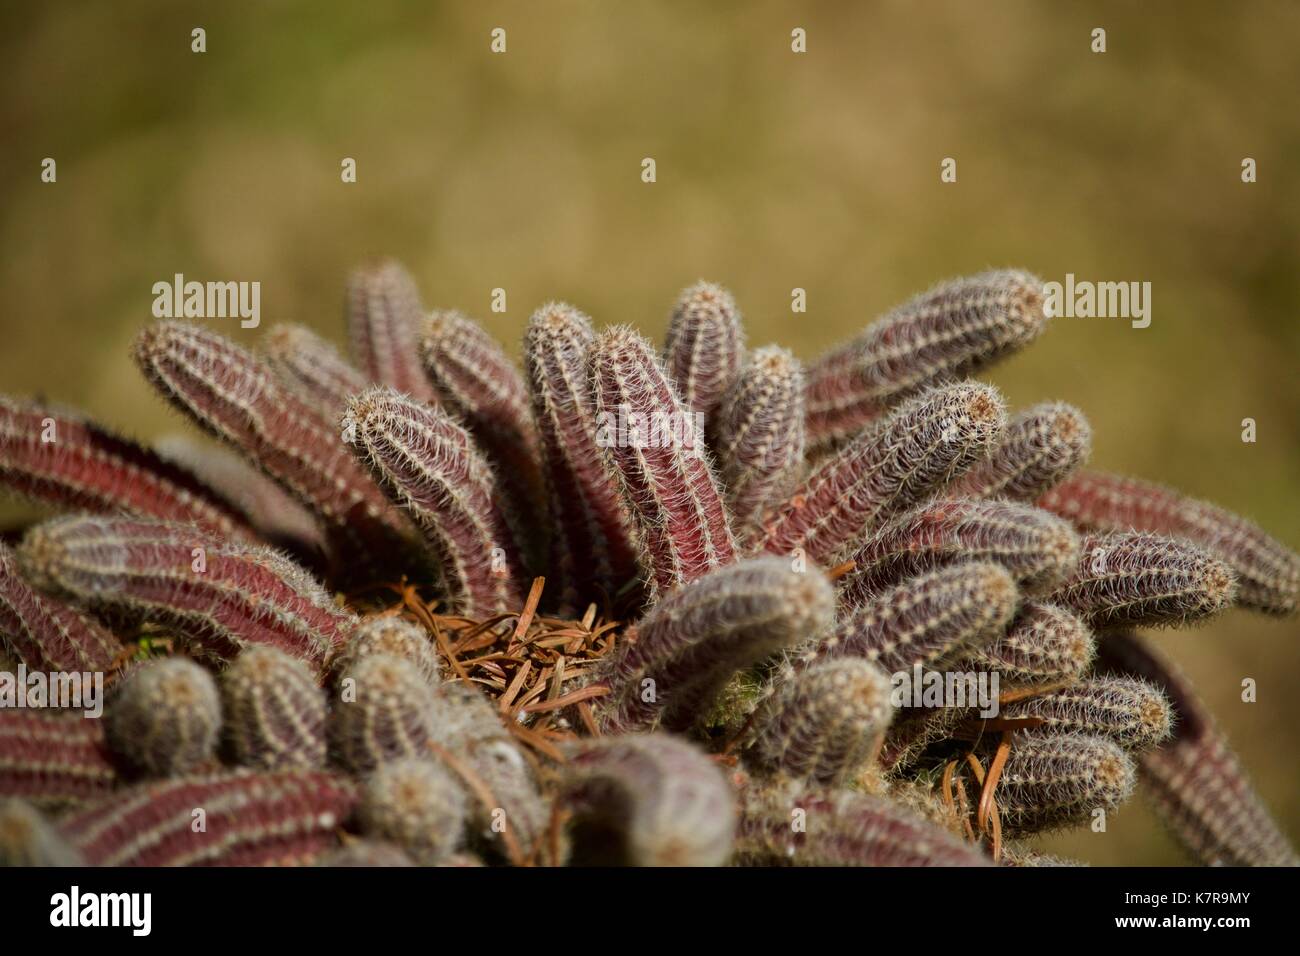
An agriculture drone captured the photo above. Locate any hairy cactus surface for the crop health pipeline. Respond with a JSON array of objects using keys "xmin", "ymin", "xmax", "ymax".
[
  {"xmin": 761, "ymin": 382, "xmax": 1006, "ymax": 564},
  {"xmin": 17, "ymin": 516, "xmax": 355, "ymax": 666},
  {"xmin": 524, "ymin": 303, "xmax": 641, "ymax": 609},
  {"xmin": 0, "ymin": 541, "xmax": 122, "ymax": 672},
  {"xmin": 106, "ymin": 658, "xmax": 222, "ymax": 778},
  {"xmin": 560, "ymin": 734, "xmax": 735, "ymax": 867},
  {"xmin": 598, "ymin": 557, "xmax": 834, "ymax": 733},
  {"xmin": 222, "ymin": 646, "xmax": 327, "ymax": 770},
  {"xmin": 1041, "ymin": 470, "xmax": 1300, "ymax": 616},
  {"xmin": 346, "ymin": 387, "xmax": 526, "ymax": 616},
  {"xmin": 58, "ymin": 769, "xmax": 358, "ymax": 866},
  {"xmin": 663, "ymin": 281, "xmax": 745, "ymax": 422},
  {"xmin": 134, "ymin": 320, "xmax": 417, "ymax": 570},
  {"xmin": 346, "ymin": 260, "xmax": 438, "ymax": 402},
  {"xmin": 1048, "ymin": 531, "xmax": 1237, "ymax": 628},
  {"xmin": 804, "ymin": 270, "xmax": 1047, "ymax": 448},
  {"xmin": 0, "ymin": 711, "xmax": 119, "ymax": 810},
  {"xmin": 590, "ymin": 326, "xmax": 738, "ymax": 598},
  {"xmin": 1, "ymin": 262, "xmax": 1294, "ymax": 870},
  {"xmin": 713, "ymin": 345, "xmax": 806, "ymax": 540},
  {"xmin": 0, "ymin": 396, "xmax": 255, "ymax": 540}
]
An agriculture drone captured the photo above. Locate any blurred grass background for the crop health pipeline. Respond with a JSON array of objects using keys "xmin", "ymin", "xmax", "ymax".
[{"xmin": 1, "ymin": 1, "xmax": 1296, "ymax": 864}]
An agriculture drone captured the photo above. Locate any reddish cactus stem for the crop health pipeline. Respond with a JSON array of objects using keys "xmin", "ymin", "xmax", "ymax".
[
  {"xmin": 761, "ymin": 382, "xmax": 1007, "ymax": 566},
  {"xmin": 524, "ymin": 303, "xmax": 640, "ymax": 609},
  {"xmin": 947, "ymin": 401, "xmax": 1091, "ymax": 501},
  {"xmin": 815, "ymin": 562, "xmax": 1018, "ymax": 673},
  {"xmin": 599, "ymin": 557, "xmax": 833, "ymax": 733},
  {"xmin": 590, "ymin": 326, "xmax": 737, "ymax": 598},
  {"xmin": 0, "ymin": 541, "xmax": 122, "ymax": 672},
  {"xmin": 1040, "ymin": 470, "xmax": 1300, "ymax": 616},
  {"xmin": 561, "ymin": 734, "xmax": 736, "ymax": 867},
  {"xmin": 804, "ymin": 270, "xmax": 1047, "ymax": 449},
  {"xmin": 1098, "ymin": 631, "xmax": 1299, "ymax": 867},
  {"xmin": 346, "ymin": 260, "xmax": 438, "ymax": 401},
  {"xmin": 735, "ymin": 784, "xmax": 991, "ymax": 866},
  {"xmin": 59, "ymin": 769, "xmax": 357, "ymax": 866},
  {"xmin": 1048, "ymin": 531, "xmax": 1237, "ymax": 628},
  {"xmin": 18, "ymin": 516, "xmax": 355, "ymax": 667},
  {"xmin": 133, "ymin": 320, "xmax": 417, "ymax": 571},
  {"xmin": 714, "ymin": 346, "xmax": 806, "ymax": 541},
  {"xmin": 663, "ymin": 281, "xmax": 745, "ymax": 421},
  {"xmin": 345, "ymin": 387, "xmax": 526, "ymax": 616},
  {"xmin": 839, "ymin": 497, "xmax": 1080, "ymax": 606},
  {"xmin": 263, "ymin": 323, "xmax": 370, "ymax": 417},
  {"xmin": 959, "ymin": 601, "xmax": 1094, "ymax": 687},
  {"xmin": 421, "ymin": 309, "xmax": 548, "ymax": 564},
  {"xmin": 0, "ymin": 711, "xmax": 119, "ymax": 810},
  {"xmin": 0, "ymin": 396, "xmax": 254, "ymax": 540}
]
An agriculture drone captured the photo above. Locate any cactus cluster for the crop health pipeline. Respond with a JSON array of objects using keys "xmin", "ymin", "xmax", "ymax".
[{"xmin": 0, "ymin": 261, "xmax": 1295, "ymax": 867}]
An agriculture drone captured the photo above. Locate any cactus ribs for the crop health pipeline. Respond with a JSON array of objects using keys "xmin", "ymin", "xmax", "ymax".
[{"xmin": 1, "ymin": 264, "xmax": 1296, "ymax": 868}]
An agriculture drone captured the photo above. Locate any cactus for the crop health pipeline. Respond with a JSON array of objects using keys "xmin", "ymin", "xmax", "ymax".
[
  {"xmin": 0, "ymin": 711, "xmax": 119, "ymax": 810},
  {"xmin": 0, "ymin": 396, "xmax": 253, "ymax": 540},
  {"xmin": 106, "ymin": 658, "xmax": 222, "ymax": 778},
  {"xmin": 358, "ymin": 758, "xmax": 467, "ymax": 866},
  {"xmin": 839, "ymin": 498, "xmax": 1080, "ymax": 606},
  {"xmin": 133, "ymin": 320, "xmax": 417, "ymax": 569},
  {"xmin": 744, "ymin": 658, "xmax": 894, "ymax": 788},
  {"xmin": 997, "ymin": 677, "xmax": 1172, "ymax": 752},
  {"xmin": 590, "ymin": 326, "xmax": 737, "ymax": 598},
  {"xmin": 979, "ymin": 732, "xmax": 1136, "ymax": 835},
  {"xmin": 346, "ymin": 260, "xmax": 438, "ymax": 401},
  {"xmin": 735, "ymin": 783, "xmax": 991, "ymax": 866},
  {"xmin": 263, "ymin": 323, "xmax": 370, "ymax": 417},
  {"xmin": 815, "ymin": 563, "xmax": 1018, "ymax": 674},
  {"xmin": 947, "ymin": 402, "xmax": 1091, "ymax": 502},
  {"xmin": 599, "ymin": 557, "xmax": 834, "ymax": 733},
  {"xmin": 761, "ymin": 382, "xmax": 1007, "ymax": 565},
  {"xmin": 1048, "ymin": 531, "xmax": 1237, "ymax": 628},
  {"xmin": 345, "ymin": 387, "xmax": 526, "ymax": 616},
  {"xmin": 663, "ymin": 281, "xmax": 745, "ymax": 421},
  {"xmin": 58, "ymin": 769, "xmax": 357, "ymax": 866},
  {"xmin": 2, "ymin": 262, "xmax": 1294, "ymax": 869},
  {"xmin": 524, "ymin": 303, "xmax": 640, "ymax": 609},
  {"xmin": 329, "ymin": 653, "xmax": 436, "ymax": 774},
  {"xmin": 0, "ymin": 798, "xmax": 83, "ymax": 866},
  {"xmin": 421, "ymin": 308, "xmax": 548, "ymax": 563},
  {"xmin": 222, "ymin": 646, "xmax": 327, "ymax": 770},
  {"xmin": 1040, "ymin": 470, "xmax": 1300, "ymax": 616},
  {"xmin": 560, "ymin": 734, "xmax": 735, "ymax": 867},
  {"xmin": 713, "ymin": 346, "xmax": 806, "ymax": 540},
  {"xmin": 0, "ymin": 541, "xmax": 123, "ymax": 672},
  {"xmin": 1098, "ymin": 631, "xmax": 1298, "ymax": 867},
  {"xmin": 426, "ymin": 681, "xmax": 546, "ymax": 860},
  {"xmin": 18, "ymin": 516, "xmax": 355, "ymax": 666},
  {"xmin": 959, "ymin": 601, "xmax": 1094, "ymax": 686},
  {"xmin": 804, "ymin": 270, "xmax": 1047, "ymax": 448},
  {"xmin": 339, "ymin": 616, "xmax": 442, "ymax": 688}
]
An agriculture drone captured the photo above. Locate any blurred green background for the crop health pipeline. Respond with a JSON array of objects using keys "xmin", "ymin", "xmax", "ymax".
[{"xmin": 1, "ymin": 1, "xmax": 1296, "ymax": 864}]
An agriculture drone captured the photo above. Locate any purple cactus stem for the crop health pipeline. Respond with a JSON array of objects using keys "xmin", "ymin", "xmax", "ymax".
[
  {"xmin": 663, "ymin": 281, "xmax": 745, "ymax": 421},
  {"xmin": 804, "ymin": 270, "xmax": 1047, "ymax": 449},
  {"xmin": 1040, "ymin": 469, "xmax": 1300, "ymax": 616},
  {"xmin": 17, "ymin": 516, "xmax": 355, "ymax": 667},
  {"xmin": 761, "ymin": 382, "xmax": 1007, "ymax": 566},
  {"xmin": 590, "ymin": 326, "xmax": 737, "ymax": 598},
  {"xmin": 346, "ymin": 259, "xmax": 438, "ymax": 401}
]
